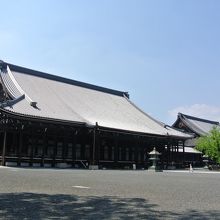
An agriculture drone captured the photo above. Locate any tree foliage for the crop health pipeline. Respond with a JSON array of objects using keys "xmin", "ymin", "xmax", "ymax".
[{"xmin": 196, "ymin": 126, "xmax": 220, "ymax": 164}]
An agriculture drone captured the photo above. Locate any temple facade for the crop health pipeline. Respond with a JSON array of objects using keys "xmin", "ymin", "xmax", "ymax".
[{"xmin": 0, "ymin": 61, "xmax": 192, "ymax": 169}]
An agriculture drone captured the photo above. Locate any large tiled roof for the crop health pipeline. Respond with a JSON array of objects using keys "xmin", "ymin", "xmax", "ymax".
[
  {"xmin": 0, "ymin": 61, "xmax": 191, "ymax": 138},
  {"xmin": 175, "ymin": 113, "xmax": 220, "ymax": 136}
]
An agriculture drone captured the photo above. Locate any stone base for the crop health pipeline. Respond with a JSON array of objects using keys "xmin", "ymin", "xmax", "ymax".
[
  {"xmin": 21, "ymin": 162, "xmax": 29, "ymax": 167},
  {"xmin": 89, "ymin": 165, "xmax": 99, "ymax": 170},
  {"xmin": 167, "ymin": 165, "xmax": 176, "ymax": 170},
  {"xmin": 33, "ymin": 163, "xmax": 41, "ymax": 167},
  {"xmin": 148, "ymin": 166, "xmax": 163, "ymax": 172},
  {"xmin": 44, "ymin": 163, "xmax": 52, "ymax": 168},
  {"xmin": 74, "ymin": 164, "xmax": 79, "ymax": 168},
  {"xmin": 5, "ymin": 162, "xmax": 17, "ymax": 167},
  {"xmin": 203, "ymin": 166, "xmax": 209, "ymax": 170},
  {"xmin": 133, "ymin": 164, "xmax": 136, "ymax": 170},
  {"xmin": 55, "ymin": 163, "xmax": 71, "ymax": 168}
]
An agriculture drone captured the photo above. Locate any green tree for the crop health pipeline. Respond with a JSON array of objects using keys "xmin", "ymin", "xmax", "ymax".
[{"xmin": 196, "ymin": 126, "xmax": 220, "ymax": 164}]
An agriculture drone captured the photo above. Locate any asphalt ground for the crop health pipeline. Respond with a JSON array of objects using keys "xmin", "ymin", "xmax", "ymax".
[{"xmin": 0, "ymin": 167, "xmax": 219, "ymax": 220}]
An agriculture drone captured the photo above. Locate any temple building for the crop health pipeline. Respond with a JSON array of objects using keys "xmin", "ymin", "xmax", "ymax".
[
  {"xmin": 172, "ymin": 113, "xmax": 220, "ymax": 166},
  {"xmin": 0, "ymin": 61, "xmax": 192, "ymax": 169}
]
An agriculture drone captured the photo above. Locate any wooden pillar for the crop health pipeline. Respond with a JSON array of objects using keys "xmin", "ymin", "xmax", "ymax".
[
  {"xmin": 108, "ymin": 139, "xmax": 112, "ymax": 161},
  {"xmin": 160, "ymin": 142, "xmax": 165, "ymax": 169},
  {"xmin": 114, "ymin": 134, "xmax": 119, "ymax": 167},
  {"xmin": 0, "ymin": 132, "xmax": 3, "ymax": 156},
  {"xmin": 128, "ymin": 140, "xmax": 133, "ymax": 162},
  {"xmin": 81, "ymin": 130, "xmax": 86, "ymax": 160},
  {"xmin": 63, "ymin": 135, "xmax": 68, "ymax": 162},
  {"xmin": 52, "ymin": 135, "xmax": 57, "ymax": 168},
  {"xmin": 92, "ymin": 125, "xmax": 98, "ymax": 165},
  {"xmin": 134, "ymin": 137, "xmax": 139, "ymax": 164},
  {"xmin": 92, "ymin": 123, "xmax": 100, "ymax": 166},
  {"xmin": 170, "ymin": 144, "xmax": 173, "ymax": 163},
  {"xmin": 2, "ymin": 131, "xmax": 7, "ymax": 166},
  {"xmin": 143, "ymin": 139, "xmax": 147, "ymax": 167},
  {"xmin": 12, "ymin": 132, "xmax": 18, "ymax": 156},
  {"xmin": 41, "ymin": 128, "xmax": 47, "ymax": 167},
  {"xmin": 168, "ymin": 143, "xmax": 172, "ymax": 165},
  {"xmin": 30, "ymin": 133, "xmax": 34, "ymax": 166},
  {"xmin": 18, "ymin": 132, "xmax": 23, "ymax": 166},
  {"xmin": 141, "ymin": 140, "xmax": 145, "ymax": 164},
  {"xmin": 72, "ymin": 131, "xmax": 77, "ymax": 165},
  {"xmin": 183, "ymin": 140, "xmax": 185, "ymax": 166}
]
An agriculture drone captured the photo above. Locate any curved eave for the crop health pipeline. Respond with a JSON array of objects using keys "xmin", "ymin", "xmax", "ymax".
[
  {"xmin": 0, "ymin": 108, "xmax": 88, "ymax": 127},
  {"xmin": 0, "ymin": 108, "xmax": 190, "ymax": 139},
  {"xmin": 91, "ymin": 125, "xmax": 192, "ymax": 139},
  {"xmin": 172, "ymin": 117, "xmax": 180, "ymax": 127},
  {"xmin": 164, "ymin": 125, "xmax": 194, "ymax": 139}
]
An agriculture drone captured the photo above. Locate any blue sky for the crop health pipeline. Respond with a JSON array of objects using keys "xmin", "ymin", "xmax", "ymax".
[{"xmin": 1, "ymin": 0, "xmax": 220, "ymax": 124}]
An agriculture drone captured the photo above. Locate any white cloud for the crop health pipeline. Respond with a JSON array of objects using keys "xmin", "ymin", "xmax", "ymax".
[{"xmin": 168, "ymin": 104, "xmax": 220, "ymax": 123}]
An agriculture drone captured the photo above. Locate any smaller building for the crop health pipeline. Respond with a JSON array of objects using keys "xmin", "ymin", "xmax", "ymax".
[{"xmin": 172, "ymin": 113, "xmax": 220, "ymax": 166}]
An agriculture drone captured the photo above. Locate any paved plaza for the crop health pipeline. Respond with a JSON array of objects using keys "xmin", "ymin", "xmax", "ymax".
[{"xmin": 0, "ymin": 167, "xmax": 219, "ymax": 219}]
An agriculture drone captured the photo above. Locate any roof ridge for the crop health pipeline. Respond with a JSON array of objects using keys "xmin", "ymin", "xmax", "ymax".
[
  {"xmin": 178, "ymin": 112, "xmax": 219, "ymax": 125},
  {"xmin": 4, "ymin": 61, "xmax": 128, "ymax": 98}
]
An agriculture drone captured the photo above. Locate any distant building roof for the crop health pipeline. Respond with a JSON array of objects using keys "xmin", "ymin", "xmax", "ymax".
[
  {"xmin": 0, "ymin": 61, "xmax": 192, "ymax": 138},
  {"xmin": 173, "ymin": 113, "xmax": 220, "ymax": 136}
]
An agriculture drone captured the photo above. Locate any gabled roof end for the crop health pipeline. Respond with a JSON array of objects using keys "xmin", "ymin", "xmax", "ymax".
[{"xmin": 179, "ymin": 112, "xmax": 219, "ymax": 125}]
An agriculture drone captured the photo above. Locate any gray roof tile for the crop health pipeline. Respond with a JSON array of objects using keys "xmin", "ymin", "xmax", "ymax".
[
  {"xmin": 177, "ymin": 113, "xmax": 220, "ymax": 136},
  {"xmin": 0, "ymin": 63, "xmax": 192, "ymax": 138}
]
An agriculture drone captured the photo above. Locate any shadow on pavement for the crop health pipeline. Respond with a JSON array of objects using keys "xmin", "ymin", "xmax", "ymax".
[{"xmin": 0, "ymin": 193, "xmax": 219, "ymax": 219}]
